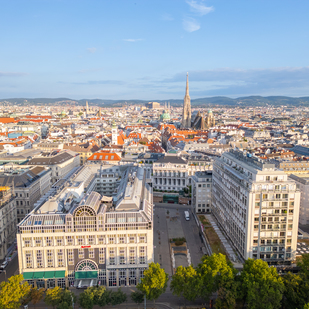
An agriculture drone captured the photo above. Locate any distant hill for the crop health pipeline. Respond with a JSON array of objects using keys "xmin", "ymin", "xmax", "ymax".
[{"xmin": 2, "ymin": 96, "xmax": 309, "ymax": 107}]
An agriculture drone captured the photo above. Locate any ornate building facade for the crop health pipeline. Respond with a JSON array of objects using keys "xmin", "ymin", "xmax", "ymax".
[{"xmin": 17, "ymin": 164, "xmax": 153, "ymax": 289}]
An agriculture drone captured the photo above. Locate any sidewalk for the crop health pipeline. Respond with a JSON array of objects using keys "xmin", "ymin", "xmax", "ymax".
[{"xmin": 205, "ymin": 215, "xmax": 243, "ymax": 267}]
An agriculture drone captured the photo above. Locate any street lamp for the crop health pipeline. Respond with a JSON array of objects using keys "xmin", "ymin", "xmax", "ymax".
[{"xmin": 71, "ymin": 293, "xmax": 74, "ymax": 309}]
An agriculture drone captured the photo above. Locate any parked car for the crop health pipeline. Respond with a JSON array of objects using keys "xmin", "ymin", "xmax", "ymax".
[{"xmin": 0, "ymin": 261, "xmax": 8, "ymax": 270}]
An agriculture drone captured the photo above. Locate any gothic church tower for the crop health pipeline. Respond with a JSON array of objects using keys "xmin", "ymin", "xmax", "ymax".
[{"xmin": 182, "ymin": 73, "xmax": 191, "ymax": 128}]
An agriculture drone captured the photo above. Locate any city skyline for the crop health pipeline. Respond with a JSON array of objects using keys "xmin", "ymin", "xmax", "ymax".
[{"xmin": 1, "ymin": 0, "xmax": 309, "ymax": 99}]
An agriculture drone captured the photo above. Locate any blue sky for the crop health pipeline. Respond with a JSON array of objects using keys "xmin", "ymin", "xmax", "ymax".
[{"xmin": 1, "ymin": 0, "xmax": 309, "ymax": 100}]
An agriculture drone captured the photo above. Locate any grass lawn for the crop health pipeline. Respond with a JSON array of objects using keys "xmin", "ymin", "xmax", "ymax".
[
  {"xmin": 198, "ymin": 215, "xmax": 227, "ymax": 256},
  {"xmin": 298, "ymin": 239, "xmax": 309, "ymax": 245}
]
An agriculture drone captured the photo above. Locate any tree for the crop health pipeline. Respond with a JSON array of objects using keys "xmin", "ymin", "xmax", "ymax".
[
  {"xmin": 30, "ymin": 287, "xmax": 45, "ymax": 307},
  {"xmin": 240, "ymin": 259, "xmax": 284, "ymax": 309},
  {"xmin": 305, "ymin": 304, "xmax": 309, "ymax": 309},
  {"xmin": 131, "ymin": 291, "xmax": 144, "ymax": 307},
  {"xmin": 109, "ymin": 288, "xmax": 127, "ymax": 306},
  {"xmin": 0, "ymin": 274, "xmax": 31, "ymax": 309},
  {"xmin": 136, "ymin": 262, "xmax": 168, "ymax": 307},
  {"xmin": 91, "ymin": 286, "xmax": 106, "ymax": 307},
  {"xmin": 196, "ymin": 253, "xmax": 237, "ymax": 304},
  {"xmin": 97, "ymin": 289, "xmax": 111, "ymax": 308},
  {"xmin": 45, "ymin": 286, "xmax": 62, "ymax": 309},
  {"xmin": 298, "ymin": 253, "xmax": 309, "ymax": 279},
  {"xmin": 79, "ymin": 287, "xmax": 95, "ymax": 309},
  {"xmin": 282, "ymin": 272, "xmax": 309, "ymax": 309},
  {"xmin": 57, "ymin": 289, "xmax": 76, "ymax": 309},
  {"xmin": 170, "ymin": 265, "xmax": 199, "ymax": 304}
]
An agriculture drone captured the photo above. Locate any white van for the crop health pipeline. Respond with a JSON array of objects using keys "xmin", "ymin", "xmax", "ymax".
[{"xmin": 184, "ymin": 211, "xmax": 190, "ymax": 221}]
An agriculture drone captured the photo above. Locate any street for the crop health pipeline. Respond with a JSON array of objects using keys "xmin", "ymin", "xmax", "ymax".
[{"xmin": 0, "ymin": 254, "xmax": 18, "ymax": 283}]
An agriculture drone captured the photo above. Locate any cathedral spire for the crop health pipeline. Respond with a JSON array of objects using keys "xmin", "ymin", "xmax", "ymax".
[
  {"xmin": 182, "ymin": 72, "xmax": 191, "ymax": 128},
  {"xmin": 186, "ymin": 72, "xmax": 189, "ymax": 96}
]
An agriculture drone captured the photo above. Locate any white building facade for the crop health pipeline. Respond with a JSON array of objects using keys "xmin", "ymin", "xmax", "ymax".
[
  {"xmin": 17, "ymin": 165, "xmax": 153, "ymax": 289},
  {"xmin": 192, "ymin": 171, "xmax": 212, "ymax": 213},
  {"xmin": 212, "ymin": 150, "xmax": 300, "ymax": 264}
]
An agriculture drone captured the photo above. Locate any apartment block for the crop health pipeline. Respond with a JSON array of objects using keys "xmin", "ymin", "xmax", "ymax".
[
  {"xmin": 191, "ymin": 171, "xmax": 212, "ymax": 213},
  {"xmin": 0, "ymin": 187, "xmax": 17, "ymax": 260},
  {"xmin": 212, "ymin": 150, "xmax": 300, "ymax": 264}
]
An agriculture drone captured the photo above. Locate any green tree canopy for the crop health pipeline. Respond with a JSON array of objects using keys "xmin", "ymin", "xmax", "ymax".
[
  {"xmin": 131, "ymin": 291, "xmax": 144, "ymax": 304},
  {"xmin": 298, "ymin": 253, "xmax": 309, "ymax": 279},
  {"xmin": 0, "ymin": 274, "xmax": 31, "ymax": 309},
  {"xmin": 282, "ymin": 272, "xmax": 309, "ymax": 309},
  {"xmin": 30, "ymin": 287, "xmax": 45, "ymax": 307},
  {"xmin": 196, "ymin": 253, "xmax": 237, "ymax": 303},
  {"xmin": 57, "ymin": 289, "xmax": 76, "ymax": 309},
  {"xmin": 90, "ymin": 286, "xmax": 106, "ymax": 307},
  {"xmin": 137, "ymin": 262, "xmax": 168, "ymax": 303},
  {"xmin": 78, "ymin": 287, "xmax": 95, "ymax": 309},
  {"xmin": 44, "ymin": 286, "xmax": 62, "ymax": 309},
  {"xmin": 170, "ymin": 265, "xmax": 199, "ymax": 302},
  {"xmin": 109, "ymin": 288, "xmax": 127, "ymax": 306},
  {"xmin": 97, "ymin": 289, "xmax": 111, "ymax": 308},
  {"xmin": 240, "ymin": 259, "xmax": 284, "ymax": 309}
]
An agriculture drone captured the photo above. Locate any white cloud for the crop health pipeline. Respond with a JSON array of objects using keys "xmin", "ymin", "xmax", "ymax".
[
  {"xmin": 186, "ymin": 0, "xmax": 214, "ymax": 15},
  {"xmin": 183, "ymin": 17, "xmax": 200, "ymax": 32},
  {"xmin": 87, "ymin": 47, "xmax": 97, "ymax": 53},
  {"xmin": 123, "ymin": 39, "xmax": 143, "ymax": 42}
]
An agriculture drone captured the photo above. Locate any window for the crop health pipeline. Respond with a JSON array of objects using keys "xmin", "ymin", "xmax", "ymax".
[
  {"xmin": 99, "ymin": 248, "xmax": 105, "ymax": 264},
  {"xmin": 139, "ymin": 246, "xmax": 146, "ymax": 264},
  {"xmin": 88, "ymin": 236, "xmax": 95, "ymax": 245},
  {"xmin": 23, "ymin": 237, "xmax": 32, "ymax": 247},
  {"xmin": 36, "ymin": 250, "xmax": 44, "ymax": 268},
  {"xmin": 34, "ymin": 237, "xmax": 42, "ymax": 247},
  {"xmin": 108, "ymin": 235, "xmax": 115, "ymax": 244},
  {"xmin": 25, "ymin": 251, "xmax": 33, "ymax": 268},
  {"xmin": 68, "ymin": 249, "xmax": 74, "ymax": 266},
  {"xmin": 66, "ymin": 236, "xmax": 74, "ymax": 246},
  {"xmin": 57, "ymin": 249, "xmax": 64, "ymax": 267},
  {"xmin": 139, "ymin": 234, "xmax": 146, "ymax": 243},
  {"xmin": 78, "ymin": 249, "xmax": 84, "ymax": 259},
  {"xmin": 119, "ymin": 248, "xmax": 125, "ymax": 265},
  {"xmin": 47, "ymin": 250, "xmax": 54, "ymax": 267},
  {"xmin": 45, "ymin": 237, "xmax": 53, "ymax": 246},
  {"xmin": 129, "ymin": 247, "xmax": 136, "ymax": 264},
  {"xmin": 129, "ymin": 235, "xmax": 136, "ymax": 244},
  {"xmin": 89, "ymin": 248, "xmax": 95, "ymax": 259},
  {"xmin": 109, "ymin": 248, "xmax": 115, "ymax": 265},
  {"xmin": 55, "ymin": 236, "xmax": 64, "ymax": 246},
  {"xmin": 98, "ymin": 236, "xmax": 105, "ymax": 245},
  {"xmin": 118, "ymin": 235, "xmax": 126, "ymax": 244},
  {"xmin": 77, "ymin": 236, "xmax": 84, "ymax": 246}
]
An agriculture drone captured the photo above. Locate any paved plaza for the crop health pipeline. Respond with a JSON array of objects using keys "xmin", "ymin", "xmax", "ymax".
[{"xmin": 154, "ymin": 204, "xmax": 204, "ymax": 275}]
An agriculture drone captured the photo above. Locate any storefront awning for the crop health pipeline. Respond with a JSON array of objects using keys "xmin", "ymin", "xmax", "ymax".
[
  {"xmin": 54, "ymin": 271, "xmax": 65, "ymax": 278},
  {"xmin": 23, "ymin": 272, "xmax": 34, "ymax": 280},
  {"xmin": 44, "ymin": 271, "xmax": 55, "ymax": 279},
  {"xmin": 33, "ymin": 272, "xmax": 45, "ymax": 279},
  {"xmin": 22, "ymin": 271, "xmax": 66, "ymax": 280},
  {"xmin": 75, "ymin": 271, "xmax": 98, "ymax": 279}
]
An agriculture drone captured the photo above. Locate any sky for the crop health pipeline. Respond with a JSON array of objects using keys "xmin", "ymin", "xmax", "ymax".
[{"xmin": 1, "ymin": 0, "xmax": 309, "ymax": 100}]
